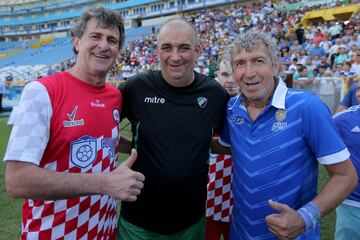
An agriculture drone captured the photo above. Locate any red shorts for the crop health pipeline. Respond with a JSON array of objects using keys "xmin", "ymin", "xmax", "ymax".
[{"xmin": 205, "ymin": 217, "xmax": 231, "ymax": 240}]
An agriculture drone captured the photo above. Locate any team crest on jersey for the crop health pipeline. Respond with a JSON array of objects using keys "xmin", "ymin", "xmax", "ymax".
[
  {"xmin": 197, "ymin": 97, "xmax": 208, "ymax": 108},
  {"xmin": 70, "ymin": 136, "xmax": 97, "ymax": 168},
  {"xmin": 275, "ymin": 109, "xmax": 286, "ymax": 121},
  {"xmin": 113, "ymin": 109, "xmax": 120, "ymax": 124},
  {"xmin": 272, "ymin": 109, "xmax": 287, "ymax": 132},
  {"xmin": 64, "ymin": 106, "xmax": 84, "ymax": 128}
]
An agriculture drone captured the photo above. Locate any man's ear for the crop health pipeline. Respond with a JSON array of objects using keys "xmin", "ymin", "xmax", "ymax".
[
  {"xmin": 73, "ymin": 36, "xmax": 80, "ymax": 53},
  {"xmin": 273, "ymin": 60, "xmax": 281, "ymax": 75}
]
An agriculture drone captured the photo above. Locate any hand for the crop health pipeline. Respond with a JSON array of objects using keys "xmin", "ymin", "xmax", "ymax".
[
  {"xmin": 103, "ymin": 149, "xmax": 145, "ymax": 201},
  {"xmin": 265, "ymin": 199, "xmax": 305, "ymax": 240}
]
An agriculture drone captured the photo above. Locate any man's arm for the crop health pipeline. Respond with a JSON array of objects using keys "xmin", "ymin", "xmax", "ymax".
[
  {"xmin": 265, "ymin": 159, "xmax": 357, "ymax": 240},
  {"xmin": 211, "ymin": 136, "xmax": 231, "ymax": 155},
  {"xmin": 5, "ymin": 149, "xmax": 145, "ymax": 201},
  {"xmin": 336, "ymin": 83, "xmax": 354, "ymax": 113}
]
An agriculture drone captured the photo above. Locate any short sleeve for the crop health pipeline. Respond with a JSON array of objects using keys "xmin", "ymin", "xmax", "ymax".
[
  {"xmin": 4, "ymin": 81, "xmax": 52, "ymax": 165},
  {"xmin": 302, "ymin": 95, "xmax": 349, "ymax": 165}
]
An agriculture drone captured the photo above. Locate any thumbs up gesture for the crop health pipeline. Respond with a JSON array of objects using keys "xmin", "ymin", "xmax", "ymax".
[
  {"xmin": 103, "ymin": 149, "xmax": 145, "ymax": 201},
  {"xmin": 265, "ymin": 199, "xmax": 305, "ymax": 240}
]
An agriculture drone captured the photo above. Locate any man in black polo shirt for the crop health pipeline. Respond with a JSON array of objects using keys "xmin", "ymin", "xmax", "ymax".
[{"xmin": 118, "ymin": 18, "xmax": 228, "ymax": 239}]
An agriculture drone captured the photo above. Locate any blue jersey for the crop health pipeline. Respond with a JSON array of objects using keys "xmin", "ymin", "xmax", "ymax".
[
  {"xmin": 340, "ymin": 82, "xmax": 359, "ymax": 108},
  {"xmin": 334, "ymin": 105, "xmax": 360, "ymax": 207},
  {"xmin": 221, "ymin": 80, "xmax": 349, "ymax": 240}
]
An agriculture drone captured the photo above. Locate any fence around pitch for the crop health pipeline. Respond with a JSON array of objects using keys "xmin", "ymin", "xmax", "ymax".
[{"xmin": 294, "ymin": 77, "xmax": 345, "ymax": 114}]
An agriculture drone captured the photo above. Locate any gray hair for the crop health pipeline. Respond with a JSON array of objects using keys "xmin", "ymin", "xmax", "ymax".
[
  {"xmin": 70, "ymin": 7, "xmax": 125, "ymax": 54},
  {"xmin": 157, "ymin": 18, "xmax": 198, "ymax": 47},
  {"xmin": 228, "ymin": 29, "xmax": 280, "ymax": 68}
]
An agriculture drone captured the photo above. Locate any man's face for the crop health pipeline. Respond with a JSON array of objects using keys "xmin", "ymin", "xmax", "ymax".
[
  {"xmin": 217, "ymin": 61, "xmax": 239, "ymax": 97},
  {"xmin": 157, "ymin": 22, "xmax": 198, "ymax": 87},
  {"xmin": 356, "ymin": 84, "xmax": 360, "ymax": 103},
  {"xmin": 300, "ymin": 68, "xmax": 308, "ymax": 77},
  {"xmin": 74, "ymin": 18, "xmax": 120, "ymax": 79},
  {"xmin": 232, "ymin": 43, "xmax": 279, "ymax": 104}
]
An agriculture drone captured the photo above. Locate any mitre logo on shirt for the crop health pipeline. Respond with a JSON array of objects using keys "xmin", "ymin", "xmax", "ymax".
[
  {"xmin": 63, "ymin": 106, "xmax": 84, "ymax": 128},
  {"xmin": 144, "ymin": 96, "xmax": 166, "ymax": 104},
  {"xmin": 91, "ymin": 99, "xmax": 106, "ymax": 108}
]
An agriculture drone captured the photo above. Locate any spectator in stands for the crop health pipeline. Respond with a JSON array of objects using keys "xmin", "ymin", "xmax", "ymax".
[
  {"xmin": 333, "ymin": 62, "xmax": 344, "ymax": 77},
  {"xmin": 290, "ymin": 39, "xmax": 303, "ymax": 53},
  {"xmin": 333, "ymin": 95, "xmax": 360, "ymax": 240},
  {"xmin": 320, "ymin": 55, "xmax": 332, "ymax": 70},
  {"xmin": 309, "ymin": 41, "xmax": 326, "ymax": 58},
  {"xmin": 295, "ymin": 24, "xmax": 305, "ymax": 44},
  {"xmin": 351, "ymin": 53, "xmax": 360, "ymax": 76},
  {"xmin": 293, "ymin": 65, "xmax": 314, "ymax": 89},
  {"xmin": 206, "ymin": 56, "xmax": 238, "ymax": 240},
  {"xmin": 347, "ymin": 33, "xmax": 360, "ymax": 49},
  {"xmin": 5, "ymin": 73, "xmax": 13, "ymax": 82},
  {"xmin": 315, "ymin": 70, "xmax": 339, "ymax": 113},
  {"xmin": 117, "ymin": 18, "xmax": 228, "ymax": 240},
  {"xmin": 121, "ymin": 61, "xmax": 132, "ymax": 80},
  {"xmin": 3, "ymin": 7, "xmax": 145, "ymax": 240},
  {"xmin": 327, "ymin": 21, "xmax": 343, "ymax": 40},
  {"xmin": 317, "ymin": 65, "xmax": 328, "ymax": 77},
  {"xmin": 335, "ymin": 47, "xmax": 351, "ymax": 65},
  {"xmin": 288, "ymin": 57, "xmax": 298, "ymax": 72},
  {"xmin": 336, "ymin": 81, "xmax": 360, "ymax": 113},
  {"xmin": 280, "ymin": 51, "xmax": 292, "ymax": 70},
  {"xmin": 305, "ymin": 57, "xmax": 317, "ymax": 72},
  {"xmin": 220, "ymin": 29, "xmax": 356, "ymax": 240},
  {"xmin": 329, "ymin": 39, "xmax": 344, "ymax": 59}
]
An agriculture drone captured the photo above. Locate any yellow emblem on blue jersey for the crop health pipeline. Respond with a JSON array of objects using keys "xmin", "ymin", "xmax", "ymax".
[{"xmin": 275, "ymin": 109, "xmax": 286, "ymax": 121}]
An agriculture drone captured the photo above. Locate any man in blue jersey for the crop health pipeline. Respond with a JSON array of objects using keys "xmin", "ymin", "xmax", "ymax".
[
  {"xmin": 336, "ymin": 81, "xmax": 359, "ymax": 113},
  {"xmin": 333, "ymin": 85, "xmax": 360, "ymax": 240},
  {"xmin": 220, "ymin": 29, "xmax": 357, "ymax": 239}
]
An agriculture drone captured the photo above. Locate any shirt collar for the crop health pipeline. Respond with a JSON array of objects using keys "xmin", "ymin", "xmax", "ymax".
[
  {"xmin": 271, "ymin": 78, "xmax": 288, "ymax": 110},
  {"xmin": 238, "ymin": 78, "xmax": 288, "ymax": 110}
]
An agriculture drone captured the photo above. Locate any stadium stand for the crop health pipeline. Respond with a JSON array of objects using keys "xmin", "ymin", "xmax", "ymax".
[{"xmin": 0, "ymin": 0, "xmax": 360, "ymax": 116}]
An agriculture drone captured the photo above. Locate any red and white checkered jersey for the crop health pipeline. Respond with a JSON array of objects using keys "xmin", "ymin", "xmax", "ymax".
[
  {"xmin": 206, "ymin": 153, "xmax": 234, "ymax": 222},
  {"xmin": 4, "ymin": 72, "xmax": 122, "ymax": 239}
]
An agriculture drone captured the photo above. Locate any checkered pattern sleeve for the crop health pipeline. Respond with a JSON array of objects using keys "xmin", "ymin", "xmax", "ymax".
[
  {"xmin": 206, "ymin": 153, "xmax": 234, "ymax": 222},
  {"xmin": 4, "ymin": 81, "xmax": 52, "ymax": 165}
]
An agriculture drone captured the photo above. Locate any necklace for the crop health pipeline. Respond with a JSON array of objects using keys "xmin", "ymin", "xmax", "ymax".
[{"xmin": 246, "ymin": 102, "xmax": 267, "ymax": 109}]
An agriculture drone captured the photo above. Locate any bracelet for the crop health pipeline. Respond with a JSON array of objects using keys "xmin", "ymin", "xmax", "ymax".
[{"xmin": 297, "ymin": 201, "xmax": 321, "ymax": 231}]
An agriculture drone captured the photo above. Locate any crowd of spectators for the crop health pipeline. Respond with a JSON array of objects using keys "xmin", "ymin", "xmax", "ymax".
[
  {"xmin": 105, "ymin": 1, "xmax": 359, "ymax": 87},
  {"xmin": 13, "ymin": 0, "xmax": 359, "ymax": 112}
]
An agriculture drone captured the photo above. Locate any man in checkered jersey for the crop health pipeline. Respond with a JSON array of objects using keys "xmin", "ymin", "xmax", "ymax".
[
  {"xmin": 3, "ymin": 7, "xmax": 144, "ymax": 240},
  {"xmin": 206, "ymin": 57, "xmax": 238, "ymax": 240}
]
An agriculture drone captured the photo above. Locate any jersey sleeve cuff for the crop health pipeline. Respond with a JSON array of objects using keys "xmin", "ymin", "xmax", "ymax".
[
  {"xmin": 317, "ymin": 148, "xmax": 350, "ymax": 165},
  {"xmin": 219, "ymin": 138, "xmax": 231, "ymax": 147}
]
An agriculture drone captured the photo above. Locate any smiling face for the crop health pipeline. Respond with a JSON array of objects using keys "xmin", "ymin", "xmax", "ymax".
[
  {"xmin": 232, "ymin": 43, "xmax": 279, "ymax": 105},
  {"xmin": 73, "ymin": 18, "xmax": 120, "ymax": 84},
  {"xmin": 157, "ymin": 19, "xmax": 198, "ymax": 87}
]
